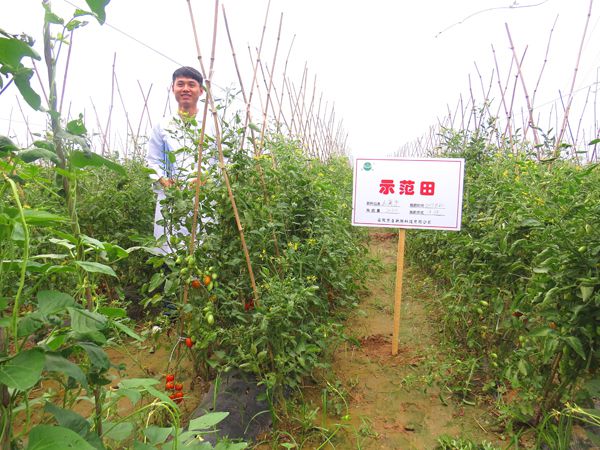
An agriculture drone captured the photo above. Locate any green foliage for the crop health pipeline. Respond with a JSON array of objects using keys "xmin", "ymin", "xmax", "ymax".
[
  {"xmin": 408, "ymin": 128, "xmax": 600, "ymax": 427},
  {"xmin": 436, "ymin": 435, "xmax": 498, "ymax": 450},
  {"xmin": 144, "ymin": 131, "xmax": 368, "ymax": 392}
]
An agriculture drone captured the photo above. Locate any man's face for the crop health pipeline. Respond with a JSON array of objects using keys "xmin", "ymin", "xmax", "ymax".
[{"xmin": 172, "ymin": 76, "xmax": 203, "ymax": 111}]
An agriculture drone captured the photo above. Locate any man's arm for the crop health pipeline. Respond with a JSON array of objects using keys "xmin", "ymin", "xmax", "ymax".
[{"xmin": 146, "ymin": 123, "xmax": 173, "ymax": 187}]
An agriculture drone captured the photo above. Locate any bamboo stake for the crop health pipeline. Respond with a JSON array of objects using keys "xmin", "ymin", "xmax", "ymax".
[
  {"xmin": 492, "ymin": 44, "xmax": 515, "ymax": 152},
  {"xmin": 555, "ymin": 0, "xmax": 593, "ymax": 154},
  {"xmin": 14, "ymin": 97, "xmax": 34, "ymax": 144},
  {"xmin": 506, "ymin": 24, "xmax": 540, "ymax": 148},
  {"xmin": 114, "ymin": 75, "xmax": 137, "ymax": 153},
  {"xmin": 531, "ymin": 15, "xmax": 558, "ymax": 108},
  {"xmin": 186, "ymin": 0, "xmax": 259, "ymax": 303},
  {"xmin": 505, "ymin": 47, "xmax": 526, "ymax": 153},
  {"xmin": 221, "ymin": 5, "xmax": 258, "ymax": 154},
  {"xmin": 249, "ymin": 46, "xmax": 267, "ymax": 130},
  {"xmin": 265, "ymin": 64, "xmax": 290, "ymax": 132},
  {"xmin": 101, "ymin": 53, "xmax": 117, "ymax": 156},
  {"xmin": 239, "ymin": 0, "xmax": 271, "ymax": 152},
  {"xmin": 135, "ymin": 81, "xmax": 153, "ymax": 146},
  {"xmin": 259, "ymin": 13, "xmax": 283, "ymax": 151},
  {"xmin": 277, "ymin": 35, "xmax": 295, "ymax": 132}
]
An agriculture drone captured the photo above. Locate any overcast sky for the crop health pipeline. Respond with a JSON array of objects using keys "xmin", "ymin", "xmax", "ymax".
[{"xmin": 1, "ymin": 0, "xmax": 599, "ymax": 157}]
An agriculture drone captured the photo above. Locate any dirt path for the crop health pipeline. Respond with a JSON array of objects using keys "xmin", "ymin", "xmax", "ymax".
[{"xmin": 320, "ymin": 231, "xmax": 505, "ymax": 449}]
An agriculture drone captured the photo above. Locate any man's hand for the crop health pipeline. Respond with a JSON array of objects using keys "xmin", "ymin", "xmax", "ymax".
[{"xmin": 159, "ymin": 177, "xmax": 175, "ymax": 188}]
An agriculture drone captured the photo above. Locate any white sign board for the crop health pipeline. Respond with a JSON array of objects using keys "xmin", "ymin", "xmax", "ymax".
[{"xmin": 352, "ymin": 157, "xmax": 465, "ymax": 231}]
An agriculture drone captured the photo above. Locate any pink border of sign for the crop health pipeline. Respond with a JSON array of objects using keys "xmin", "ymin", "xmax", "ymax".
[{"xmin": 352, "ymin": 157, "xmax": 465, "ymax": 230}]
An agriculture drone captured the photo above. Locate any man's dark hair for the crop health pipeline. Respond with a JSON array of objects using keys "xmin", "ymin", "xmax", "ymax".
[{"xmin": 172, "ymin": 66, "xmax": 204, "ymax": 86}]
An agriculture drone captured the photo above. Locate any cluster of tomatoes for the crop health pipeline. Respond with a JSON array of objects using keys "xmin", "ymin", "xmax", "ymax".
[
  {"xmin": 165, "ymin": 373, "xmax": 184, "ymax": 404},
  {"xmin": 190, "ymin": 270, "xmax": 218, "ymax": 292}
]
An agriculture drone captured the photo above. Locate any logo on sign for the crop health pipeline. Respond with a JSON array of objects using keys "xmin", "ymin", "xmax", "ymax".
[{"xmin": 363, "ymin": 162, "xmax": 372, "ymax": 171}]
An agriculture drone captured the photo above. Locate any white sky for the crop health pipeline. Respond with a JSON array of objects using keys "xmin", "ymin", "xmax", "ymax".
[{"xmin": 1, "ymin": 0, "xmax": 599, "ymax": 157}]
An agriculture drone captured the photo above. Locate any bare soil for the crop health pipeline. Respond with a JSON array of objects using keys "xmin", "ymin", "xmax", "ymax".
[{"xmin": 306, "ymin": 230, "xmax": 507, "ymax": 449}]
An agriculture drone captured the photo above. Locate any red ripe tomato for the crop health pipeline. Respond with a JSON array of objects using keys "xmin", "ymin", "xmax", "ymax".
[
  {"xmin": 185, "ymin": 337, "xmax": 193, "ymax": 348},
  {"xmin": 175, "ymin": 383, "xmax": 183, "ymax": 391},
  {"xmin": 174, "ymin": 391, "xmax": 184, "ymax": 403},
  {"xmin": 191, "ymin": 279, "xmax": 202, "ymax": 289},
  {"xmin": 166, "ymin": 374, "xmax": 175, "ymax": 382},
  {"xmin": 166, "ymin": 381, "xmax": 175, "ymax": 390}
]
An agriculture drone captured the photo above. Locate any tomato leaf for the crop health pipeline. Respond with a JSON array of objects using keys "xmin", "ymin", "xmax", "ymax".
[{"xmin": 563, "ymin": 336, "xmax": 586, "ymax": 360}]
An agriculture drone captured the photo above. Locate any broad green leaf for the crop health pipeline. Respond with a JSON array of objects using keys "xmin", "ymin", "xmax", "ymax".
[
  {"xmin": 66, "ymin": 116, "xmax": 87, "ymax": 136},
  {"xmin": 102, "ymin": 421, "xmax": 134, "ymax": 442},
  {"xmin": 0, "ymin": 37, "xmax": 40, "ymax": 67},
  {"xmin": 134, "ymin": 442, "xmax": 159, "ymax": 450},
  {"xmin": 112, "ymin": 320, "xmax": 144, "ymax": 342},
  {"xmin": 188, "ymin": 412, "xmax": 229, "ymax": 430},
  {"xmin": 80, "ymin": 235, "xmax": 105, "ymax": 251},
  {"xmin": 30, "ymin": 254, "xmax": 68, "ymax": 260},
  {"xmin": 68, "ymin": 308, "xmax": 107, "ymax": 333},
  {"xmin": 563, "ymin": 336, "xmax": 586, "ymax": 359},
  {"xmin": 18, "ymin": 148, "xmax": 60, "ymax": 164},
  {"xmin": 580, "ymin": 285, "xmax": 594, "ymax": 302},
  {"xmin": 98, "ymin": 307, "xmax": 126, "ymax": 318},
  {"xmin": 11, "ymin": 221, "xmax": 25, "ymax": 241},
  {"xmin": 104, "ymin": 242, "xmax": 129, "ymax": 259},
  {"xmin": 41, "ymin": 333, "xmax": 67, "ymax": 351},
  {"xmin": 84, "ymin": 0, "xmax": 111, "ymax": 24},
  {"xmin": 214, "ymin": 443, "xmax": 247, "ymax": 450},
  {"xmin": 57, "ymin": 130, "xmax": 89, "ymax": 150},
  {"xmin": 0, "ymin": 136, "xmax": 18, "ymax": 154},
  {"xmin": 76, "ymin": 342, "xmax": 110, "ymax": 370},
  {"xmin": 37, "ymin": 290, "xmax": 76, "ymax": 317},
  {"xmin": 44, "ymin": 353, "xmax": 88, "ymax": 389},
  {"xmin": 528, "ymin": 326, "xmax": 554, "ymax": 338},
  {"xmin": 148, "ymin": 273, "xmax": 164, "ymax": 292},
  {"xmin": 44, "ymin": 403, "xmax": 90, "ymax": 436},
  {"xmin": 49, "ymin": 238, "xmax": 76, "ymax": 250},
  {"xmin": 17, "ymin": 314, "xmax": 44, "ymax": 338},
  {"xmin": 43, "ymin": 3, "xmax": 65, "ymax": 25},
  {"xmin": 0, "ymin": 348, "xmax": 44, "ymax": 390},
  {"xmin": 143, "ymin": 425, "xmax": 173, "ymax": 445},
  {"xmin": 26, "ymin": 424, "xmax": 95, "ymax": 450},
  {"xmin": 119, "ymin": 378, "xmax": 159, "ymax": 389},
  {"xmin": 70, "ymin": 150, "xmax": 125, "ymax": 176},
  {"xmin": 14, "ymin": 69, "xmax": 42, "ymax": 110},
  {"xmin": 23, "ymin": 209, "xmax": 67, "ymax": 226},
  {"xmin": 31, "ymin": 140, "xmax": 55, "ymax": 152},
  {"xmin": 74, "ymin": 261, "xmax": 117, "ymax": 277}
]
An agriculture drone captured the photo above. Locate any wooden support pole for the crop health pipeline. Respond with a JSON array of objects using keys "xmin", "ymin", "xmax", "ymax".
[{"xmin": 392, "ymin": 228, "xmax": 406, "ymax": 356}]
